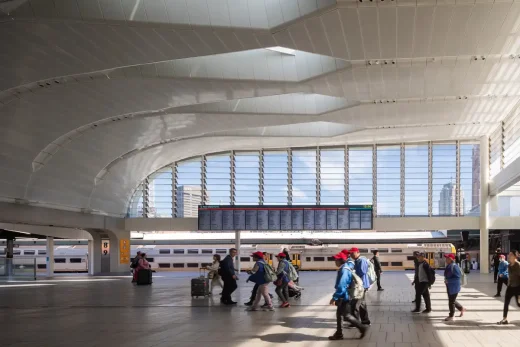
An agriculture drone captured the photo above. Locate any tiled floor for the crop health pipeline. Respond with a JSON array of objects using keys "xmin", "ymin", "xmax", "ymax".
[{"xmin": 1, "ymin": 271, "xmax": 519, "ymax": 347}]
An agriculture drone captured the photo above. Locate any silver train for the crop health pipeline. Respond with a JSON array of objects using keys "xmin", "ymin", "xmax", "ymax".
[{"xmin": 1, "ymin": 242, "xmax": 456, "ymax": 272}]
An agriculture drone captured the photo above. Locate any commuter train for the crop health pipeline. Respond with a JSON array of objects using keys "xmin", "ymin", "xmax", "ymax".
[{"xmin": 0, "ymin": 242, "xmax": 456, "ymax": 273}]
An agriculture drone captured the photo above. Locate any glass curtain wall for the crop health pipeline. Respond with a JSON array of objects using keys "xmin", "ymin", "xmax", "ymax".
[
  {"xmin": 292, "ymin": 149, "xmax": 317, "ymax": 205},
  {"xmin": 148, "ymin": 167, "xmax": 173, "ymax": 217},
  {"xmin": 432, "ymin": 143, "xmax": 457, "ymax": 216},
  {"xmin": 175, "ymin": 158, "xmax": 202, "ymax": 218},
  {"xmin": 319, "ymin": 148, "xmax": 345, "ymax": 204},
  {"xmin": 234, "ymin": 152, "xmax": 260, "ymax": 205},
  {"xmin": 459, "ymin": 142, "xmax": 480, "ymax": 215},
  {"xmin": 376, "ymin": 145, "xmax": 400, "ymax": 216},
  {"xmin": 348, "ymin": 147, "xmax": 373, "ymax": 205},
  {"xmin": 404, "ymin": 144, "xmax": 429, "ymax": 216},
  {"xmin": 205, "ymin": 153, "xmax": 231, "ymax": 205},
  {"xmin": 263, "ymin": 151, "xmax": 289, "ymax": 205},
  {"xmin": 127, "ymin": 184, "xmax": 144, "ymax": 217}
]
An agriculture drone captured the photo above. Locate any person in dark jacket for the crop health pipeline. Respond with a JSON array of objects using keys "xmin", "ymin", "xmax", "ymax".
[
  {"xmin": 220, "ymin": 248, "xmax": 238, "ymax": 305},
  {"xmin": 245, "ymin": 252, "xmax": 273, "ymax": 307},
  {"xmin": 412, "ymin": 251, "xmax": 419, "ymax": 303},
  {"xmin": 411, "ymin": 252, "xmax": 433, "ymax": 313},
  {"xmin": 283, "ymin": 248, "xmax": 291, "ymax": 263},
  {"xmin": 130, "ymin": 251, "xmax": 141, "ymax": 283},
  {"xmin": 246, "ymin": 251, "xmax": 274, "ymax": 311},
  {"xmin": 328, "ymin": 252, "xmax": 368, "ymax": 340},
  {"xmin": 443, "ymin": 254, "xmax": 466, "ymax": 321},
  {"xmin": 372, "ymin": 250, "xmax": 383, "ymax": 291},
  {"xmin": 492, "ymin": 248, "xmax": 502, "ymax": 283},
  {"xmin": 498, "ymin": 250, "xmax": 520, "ymax": 325}
]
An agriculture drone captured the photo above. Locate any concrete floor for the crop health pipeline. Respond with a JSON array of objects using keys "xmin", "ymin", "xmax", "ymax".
[{"xmin": 0, "ymin": 271, "xmax": 519, "ymax": 347}]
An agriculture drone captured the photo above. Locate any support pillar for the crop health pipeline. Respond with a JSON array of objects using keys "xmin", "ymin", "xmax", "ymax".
[
  {"xmin": 480, "ymin": 136, "xmax": 490, "ymax": 273},
  {"xmin": 106, "ymin": 229, "xmax": 131, "ymax": 274},
  {"xmin": 46, "ymin": 236, "xmax": 54, "ymax": 277},
  {"xmin": 235, "ymin": 230, "xmax": 241, "ymax": 273},
  {"xmin": 86, "ymin": 231, "xmax": 103, "ymax": 275},
  {"xmin": 5, "ymin": 238, "xmax": 14, "ymax": 277}
]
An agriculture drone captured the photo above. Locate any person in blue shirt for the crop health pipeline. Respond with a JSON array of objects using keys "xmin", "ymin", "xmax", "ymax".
[
  {"xmin": 443, "ymin": 254, "xmax": 466, "ymax": 321},
  {"xmin": 246, "ymin": 251, "xmax": 274, "ymax": 311},
  {"xmin": 349, "ymin": 247, "xmax": 371, "ymax": 325},
  {"xmin": 495, "ymin": 255, "xmax": 509, "ymax": 297},
  {"xmin": 329, "ymin": 252, "xmax": 368, "ymax": 340},
  {"xmin": 275, "ymin": 253, "xmax": 291, "ymax": 308}
]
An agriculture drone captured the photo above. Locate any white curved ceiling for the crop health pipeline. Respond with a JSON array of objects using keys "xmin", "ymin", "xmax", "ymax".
[{"xmin": 2, "ymin": 1, "xmax": 519, "ymax": 216}]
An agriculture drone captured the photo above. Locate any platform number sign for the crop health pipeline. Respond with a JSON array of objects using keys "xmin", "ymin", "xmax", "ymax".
[
  {"xmin": 119, "ymin": 239, "xmax": 130, "ymax": 264},
  {"xmin": 102, "ymin": 240, "xmax": 109, "ymax": 256}
]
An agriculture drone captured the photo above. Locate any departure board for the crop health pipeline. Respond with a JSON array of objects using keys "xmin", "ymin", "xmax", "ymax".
[{"xmin": 198, "ymin": 205, "xmax": 373, "ymax": 231}]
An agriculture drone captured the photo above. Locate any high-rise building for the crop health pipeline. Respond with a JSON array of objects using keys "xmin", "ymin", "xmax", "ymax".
[
  {"xmin": 439, "ymin": 182, "xmax": 464, "ymax": 215},
  {"xmin": 176, "ymin": 186, "xmax": 203, "ymax": 217},
  {"xmin": 471, "ymin": 145, "xmax": 481, "ymax": 209}
]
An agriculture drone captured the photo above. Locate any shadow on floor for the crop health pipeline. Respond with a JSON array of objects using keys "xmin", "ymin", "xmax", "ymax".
[{"xmin": 257, "ymin": 332, "xmax": 333, "ymax": 343}]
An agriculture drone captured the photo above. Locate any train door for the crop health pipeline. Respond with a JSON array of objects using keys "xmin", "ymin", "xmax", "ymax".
[
  {"xmin": 291, "ymin": 254, "xmax": 301, "ymax": 268},
  {"xmin": 265, "ymin": 253, "xmax": 273, "ymax": 266},
  {"xmin": 427, "ymin": 252, "xmax": 435, "ymax": 268}
]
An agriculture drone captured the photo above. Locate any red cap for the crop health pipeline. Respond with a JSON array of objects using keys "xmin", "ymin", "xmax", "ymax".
[
  {"xmin": 333, "ymin": 252, "xmax": 347, "ymax": 260},
  {"xmin": 349, "ymin": 247, "xmax": 360, "ymax": 253},
  {"xmin": 444, "ymin": 254, "xmax": 455, "ymax": 260},
  {"xmin": 251, "ymin": 251, "xmax": 264, "ymax": 259},
  {"xmin": 341, "ymin": 249, "xmax": 350, "ymax": 256},
  {"xmin": 276, "ymin": 252, "xmax": 286, "ymax": 258}
]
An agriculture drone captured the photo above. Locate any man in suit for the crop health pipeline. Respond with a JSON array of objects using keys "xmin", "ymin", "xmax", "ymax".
[
  {"xmin": 220, "ymin": 248, "xmax": 238, "ymax": 305},
  {"xmin": 372, "ymin": 250, "xmax": 384, "ymax": 291}
]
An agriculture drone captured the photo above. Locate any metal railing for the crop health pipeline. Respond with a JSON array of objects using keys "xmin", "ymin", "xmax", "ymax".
[{"xmin": 0, "ymin": 257, "xmax": 37, "ymax": 280}]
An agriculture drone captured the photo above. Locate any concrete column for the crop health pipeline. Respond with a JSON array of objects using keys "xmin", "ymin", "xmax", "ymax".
[
  {"xmin": 6, "ymin": 238, "xmax": 14, "ymax": 277},
  {"xmin": 480, "ymin": 136, "xmax": 490, "ymax": 273},
  {"xmin": 46, "ymin": 236, "xmax": 54, "ymax": 277},
  {"xmin": 106, "ymin": 229, "xmax": 131, "ymax": 274},
  {"xmin": 235, "ymin": 230, "xmax": 241, "ymax": 273},
  {"xmin": 86, "ymin": 232, "xmax": 102, "ymax": 275}
]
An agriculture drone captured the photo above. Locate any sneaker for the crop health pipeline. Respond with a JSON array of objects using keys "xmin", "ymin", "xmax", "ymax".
[
  {"xmin": 244, "ymin": 301, "xmax": 253, "ymax": 306},
  {"xmin": 494, "ymin": 294, "xmax": 501, "ymax": 297},
  {"xmin": 377, "ymin": 288, "xmax": 384, "ymax": 291},
  {"xmin": 444, "ymin": 317, "xmax": 453, "ymax": 321},
  {"xmin": 328, "ymin": 333, "xmax": 343, "ymax": 341},
  {"xmin": 422, "ymin": 309, "xmax": 431, "ymax": 314},
  {"xmin": 261, "ymin": 303, "xmax": 269, "ymax": 308},
  {"xmin": 411, "ymin": 309, "xmax": 421, "ymax": 313},
  {"xmin": 359, "ymin": 325, "xmax": 369, "ymax": 339},
  {"xmin": 282, "ymin": 302, "xmax": 290, "ymax": 308},
  {"xmin": 459, "ymin": 308, "xmax": 466, "ymax": 317},
  {"xmin": 264, "ymin": 306, "xmax": 275, "ymax": 311},
  {"xmin": 246, "ymin": 307, "xmax": 258, "ymax": 311}
]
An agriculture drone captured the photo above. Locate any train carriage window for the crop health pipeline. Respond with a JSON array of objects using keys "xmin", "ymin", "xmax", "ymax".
[
  {"xmin": 38, "ymin": 250, "xmax": 47, "ymax": 255},
  {"xmin": 173, "ymin": 263, "xmax": 185, "ymax": 268},
  {"xmin": 69, "ymin": 258, "xmax": 82, "ymax": 263},
  {"xmin": 380, "ymin": 262, "xmax": 389, "ymax": 266},
  {"xmin": 54, "ymin": 258, "xmax": 66, "ymax": 263},
  {"xmin": 358, "ymin": 249, "xmax": 368, "ymax": 254},
  {"xmin": 306, "ymin": 257, "xmax": 311, "ymax": 262},
  {"xmin": 159, "ymin": 249, "xmax": 171, "ymax": 254},
  {"xmin": 145, "ymin": 257, "xmax": 154, "ymax": 262},
  {"xmin": 240, "ymin": 257, "xmax": 251, "ymax": 262},
  {"xmin": 173, "ymin": 249, "xmax": 185, "ymax": 254},
  {"xmin": 391, "ymin": 262, "xmax": 403, "ymax": 266},
  {"xmin": 23, "ymin": 250, "xmax": 35, "ymax": 255},
  {"xmin": 0, "ymin": 250, "xmax": 5, "ymax": 255},
  {"xmin": 407, "ymin": 256, "xmax": 415, "ymax": 261},
  {"xmin": 187, "ymin": 263, "xmax": 199, "ymax": 268},
  {"xmin": 377, "ymin": 249, "xmax": 389, "ymax": 253},
  {"xmin": 327, "ymin": 256, "xmax": 335, "ymax": 261},
  {"xmin": 37, "ymin": 264, "xmax": 47, "ymax": 269},
  {"xmin": 201, "ymin": 249, "xmax": 213, "ymax": 254},
  {"xmin": 216, "ymin": 249, "xmax": 227, "ymax": 254},
  {"xmin": 187, "ymin": 249, "xmax": 199, "ymax": 254},
  {"xmin": 158, "ymin": 263, "xmax": 171, "ymax": 268},
  {"xmin": 201, "ymin": 263, "xmax": 212, "ymax": 267},
  {"xmin": 13, "ymin": 250, "xmax": 21, "ymax": 255},
  {"xmin": 314, "ymin": 257, "xmax": 325, "ymax": 261},
  {"xmin": 391, "ymin": 249, "xmax": 403, "ymax": 253}
]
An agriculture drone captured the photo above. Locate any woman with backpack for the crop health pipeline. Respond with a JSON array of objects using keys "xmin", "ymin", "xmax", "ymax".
[
  {"xmin": 443, "ymin": 254, "xmax": 466, "ymax": 321},
  {"xmin": 246, "ymin": 251, "xmax": 274, "ymax": 311},
  {"xmin": 275, "ymin": 253, "xmax": 291, "ymax": 308}
]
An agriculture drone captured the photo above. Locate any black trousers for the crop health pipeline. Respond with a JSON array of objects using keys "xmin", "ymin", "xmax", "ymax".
[
  {"xmin": 503, "ymin": 286, "xmax": 520, "ymax": 317},
  {"xmin": 221, "ymin": 275, "xmax": 237, "ymax": 303},
  {"xmin": 335, "ymin": 299, "xmax": 364, "ymax": 334},
  {"xmin": 250, "ymin": 283, "xmax": 259, "ymax": 301},
  {"xmin": 415, "ymin": 282, "xmax": 431, "ymax": 311},
  {"xmin": 494, "ymin": 266, "xmax": 499, "ymax": 282},
  {"xmin": 497, "ymin": 277, "xmax": 508, "ymax": 295},
  {"xmin": 351, "ymin": 289, "xmax": 370, "ymax": 324},
  {"xmin": 376, "ymin": 271, "xmax": 382, "ymax": 290},
  {"xmin": 447, "ymin": 291, "xmax": 463, "ymax": 317}
]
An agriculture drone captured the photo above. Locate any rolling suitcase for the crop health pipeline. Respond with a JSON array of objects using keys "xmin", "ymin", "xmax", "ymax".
[
  {"xmin": 191, "ymin": 268, "xmax": 209, "ymax": 298},
  {"xmin": 137, "ymin": 269, "xmax": 152, "ymax": 285}
]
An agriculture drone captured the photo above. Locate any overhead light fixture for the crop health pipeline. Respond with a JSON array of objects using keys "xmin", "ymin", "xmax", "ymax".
[{"xmin": 266, "ymin": 46, "xmax": 296, "ymax": 55}]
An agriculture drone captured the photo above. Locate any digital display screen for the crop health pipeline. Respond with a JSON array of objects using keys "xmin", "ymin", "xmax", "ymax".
[{"xmin": 198, "ymin": 205, "xmax": 373, "ymax": 231}]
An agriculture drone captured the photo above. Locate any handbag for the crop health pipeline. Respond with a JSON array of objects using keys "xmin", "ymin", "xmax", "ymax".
[{"xmin": 460, "ymin": 271, "xmax": 468, "ymax": 286}]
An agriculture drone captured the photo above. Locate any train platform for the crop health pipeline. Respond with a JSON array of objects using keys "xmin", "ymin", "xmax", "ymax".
[{"xmin": 1, "ymin": 271, "xmax": 519, "ymax": 347}]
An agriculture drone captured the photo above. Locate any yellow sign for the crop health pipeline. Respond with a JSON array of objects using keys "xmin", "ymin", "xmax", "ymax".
[{"xmin": 119, "ymin": 238, "xmax": 131, "ymax": 264}]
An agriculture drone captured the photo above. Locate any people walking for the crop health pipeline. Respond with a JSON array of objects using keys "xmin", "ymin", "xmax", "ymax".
[
  {"xmin": 443, "ymin": 254, "xmax": 466, "ymax": 321},
  {"xmin": 246, "ymin": 251, "xmax": 274, "ymax": 311},
  {"xmin": 497, "ymin": 250, "xmax": 520, "ymax": 325},
  {"xmin": 494, "ymin": 255, "xmax": 509, "ymax": 297},
  {"xmin": 372, "ymin": 250, "xmax": 384, "ymax": 291},
  {"xmin": 206, "ymin": 254, "xmax": 224, "ymax": 295},
  {"xmin": 275, "ymin": 253, "xmax": 291, "ymax": 308},
  {"xmin": 492, "ymin": 248, "xmax": 502, "ymax": 283},
  {"xmin": 349, "ymin": 247, "xmax": 371, "ymax": 325},
  {"xmin": 220, "ymin": 248, "xmax": 238, "ymax": 305},
  {"xmin": 328, "ymin": 252, "xmax": 368, "ymax": 340},
  {"xmin": 411, "ymin": 252, "xmax": 434, "ymax": 313},
  {"xmin": 412, "ymin": 251, "xmax": 420, "ymax": 303}
]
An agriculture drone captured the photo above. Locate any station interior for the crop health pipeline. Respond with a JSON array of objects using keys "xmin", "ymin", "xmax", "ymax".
[{"xmin": 2, "ymin": 0, "xmax": 520, "ymax": 346}]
